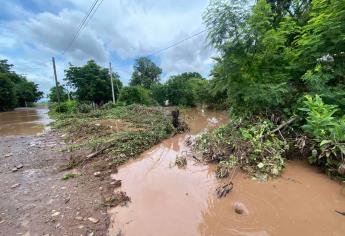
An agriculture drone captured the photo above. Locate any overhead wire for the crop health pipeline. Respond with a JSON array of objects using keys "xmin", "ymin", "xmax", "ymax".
[
  {"xmin": 62, "ymin": 0, "xmax": 100, "ymax": 55},
  {"xmin": 148, "ymin": 28, "xmax": 208, "ymax": 56},
  {"xmin": 84, "ymin": 0, "xmax": 104, "ymax": 28}
]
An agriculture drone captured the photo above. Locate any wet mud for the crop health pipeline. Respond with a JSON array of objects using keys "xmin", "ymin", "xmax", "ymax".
[{"xmin": 108, "ymin": 109, "xmax": 345, "ymax": 236}]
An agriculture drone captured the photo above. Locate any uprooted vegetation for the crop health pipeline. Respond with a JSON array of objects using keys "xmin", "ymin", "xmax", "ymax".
[
  {"xmin": 195, "ymin": 96, "xmax": 345, "ymax": 181},
  {"xmin": 52, "ymin": 105, "xmax": 183, "ymax": 168},
  {"xmin": 195, "ymin": 117, "xmax": 290, "ymax": 181}
]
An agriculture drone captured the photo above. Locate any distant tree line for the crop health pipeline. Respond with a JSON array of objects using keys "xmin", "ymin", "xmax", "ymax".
[
  {"xmin": 51, "ymin": 57, "xmax": 210, "ymax": 108},
  {"xmin": 0, "ymin": 59, "xmax": 43, "ymax": 111}
]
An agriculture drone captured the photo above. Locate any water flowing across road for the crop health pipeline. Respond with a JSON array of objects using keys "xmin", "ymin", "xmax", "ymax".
[{"xmin": 0, "ymin": 107, "xmax": 50, "ymax": 136}]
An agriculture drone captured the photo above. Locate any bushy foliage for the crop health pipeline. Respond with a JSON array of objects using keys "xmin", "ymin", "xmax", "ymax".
[
  {"xmin": 77, "ymin": 103, "xmax": 92, "ymax": 113},
  {"xmin": 130, "ymin": 57, "xmax": 162, "ymax": 89},
  {"xmin": 64, "ymin": 60, "xmax": 122, "ymax": 104},
  {"xmin": 49, "ymin": 100, "xmax": 77, "ymax": 114},
  {"xmin": 49, "ymin": 84, "xmax": 69, "ymax": 102},
  {"xmin": 204, "ymin": 0, "xmax": 344, "ymax": 115},
  {"xmin": 202, "ymin": 0, "xmax": 345, "ymax": 177},
  {"xmin": 195, "ymin": 119, "xmax": 288, "ymax": 180},
  {"xmin": 0, "ymin": 73, "xmax": 16, "ymax": 111},
  {"xmin": 0, "ymin": 59, "xmax": 43, "ymax": 111},
  {"xmin": 299, "ymin": 95, "xmax": 345, "ymax": 177},
  {"xmin": 151, "ymin": 73, "xmax": 208, "ymax": 107},
  {"xmin": 118, "ymin": 86, "xmax": 156, "ymax": 106},
  {"xmin": 101, "ymin": 101, "xmax": 116, "ymax": 110}
]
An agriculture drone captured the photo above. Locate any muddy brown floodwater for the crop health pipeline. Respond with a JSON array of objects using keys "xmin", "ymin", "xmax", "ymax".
[
  {"xmin": 108, "ymin": 109, "xmax": 345, "ymax": 236},
  {"xmin": 0, "ymin": 107, "xmax": 50, "ymax": 136}
]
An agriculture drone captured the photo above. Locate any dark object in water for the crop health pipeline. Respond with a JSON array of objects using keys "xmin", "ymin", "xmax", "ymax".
[
  {"xmin": 335, "ymin": 210, "xmax": 345, "ymax": 216},
  {"xmin": 233, "ymin": 202, "xmax": 249, "ymax": 215},
  {"xmin": 216, "ymin": 181, "xmax": 233, "ymax": 198},
  {"xmin": 172, "ymin": 109, "xmax": 180, "ymax": 128}
]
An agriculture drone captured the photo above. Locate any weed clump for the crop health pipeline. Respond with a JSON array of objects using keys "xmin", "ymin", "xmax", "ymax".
[{"xmin": 195, "ymin": 118, "xmax": 289, "ymax": 180}]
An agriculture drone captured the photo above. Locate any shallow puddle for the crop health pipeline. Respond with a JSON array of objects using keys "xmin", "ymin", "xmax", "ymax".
[
  {"xmin": 108, "ymin": 109, "xmax": 345, "ymax": 236},
  {"xmin": 0, "ymin": 107, "xmax": 50, "ymax": 136}
]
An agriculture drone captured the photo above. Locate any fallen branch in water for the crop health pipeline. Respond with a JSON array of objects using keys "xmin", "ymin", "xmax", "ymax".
[{"xmin": 335, "ymin": 210, "xmax": 345, "ymax": 216}]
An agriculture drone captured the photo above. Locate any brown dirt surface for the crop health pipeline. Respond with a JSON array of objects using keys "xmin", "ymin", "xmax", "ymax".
[{"xmin": 0, "ymin": 131, "xmax": 123, "ymax": 236}]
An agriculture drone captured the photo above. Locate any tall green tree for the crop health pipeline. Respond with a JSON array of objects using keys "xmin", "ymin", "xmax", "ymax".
[
  {"xmin": 204, "ymin": 0, "xmax": 294, "ymax": 113},
  {"xmin": 118, "ymin": 86, "xmax": 154, "ymax": 105},
  {"xmin": 151, "ymin": 72, "xmax": 207, "ymax": 106},
  {"xmin": 64, "ymin": 60, "xmax": 122, "ymax": 104},
  {"xmin": 49, "ymin": 83, "xmax": 69, "ymax": 102},
  {"xmin": 0, "ymin": 73, "xmax": 16, "ymax": 111},
  {"xmin": 14, "ymin": 77, "xmax": 43, "ymax": 107},
  {"xmin": 0, "ymin": 59, "xmax": 43, "ymax": 110},
  {"xmin": 130, "ymin": 57, "xmax": 162, "ymax": 89}
]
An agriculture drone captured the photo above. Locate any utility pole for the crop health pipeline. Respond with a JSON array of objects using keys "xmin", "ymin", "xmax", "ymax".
[
  {"xmin": 109, "ymin": 62, "xmax": 115, "ymax": 104},
  {"xmin": 52, "ymin": 57, "xmax": 61, "ymax": 111}
]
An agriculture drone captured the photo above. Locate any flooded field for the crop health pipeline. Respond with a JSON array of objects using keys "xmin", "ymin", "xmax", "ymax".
[
  {"xmin": 108, "ymin": 109, "xmax": 345, "ymax": 236},
  {"xmin": 0, "ymin": 107, "xmax": 50, "ymax": 136}
]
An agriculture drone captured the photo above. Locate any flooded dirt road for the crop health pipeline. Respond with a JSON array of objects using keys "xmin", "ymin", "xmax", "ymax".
[
  {"xmin": 0, "ymin": 108, "xmax": 110, "ymax": 235},
  {"xmin": 0, "ymin": 107, "xmax": 50, "ymax": 136},
  {"xmin": 108, "ymin": 109, "xmax": 345, "ymax": 236}
]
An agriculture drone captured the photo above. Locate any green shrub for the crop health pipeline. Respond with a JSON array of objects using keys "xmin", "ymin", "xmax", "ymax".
[
  {"xmin": 118, "ymin": 86, "xmax": 156, "ymax": 105},
  {"xmin": 49, "ymin": 100, "xmax": 77, "ymax": 114},
  {"xmin": 77, "ymin": 103, "xmax": 92, "ymax": 113},
  {"xmin": 299, "ymin": 95, "xmax": 345, "ymax": 177},
  {"xmin": 102, "ymin": 101, "xmax": 116, "ymax": 110},
  {"xmin": 195, "ymin": 119, "xmax": 288, "ymax": 180}
]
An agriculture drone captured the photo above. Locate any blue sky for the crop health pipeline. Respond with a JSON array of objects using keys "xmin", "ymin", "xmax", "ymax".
[{"xmin": 0, "ymin": 0, "xmax": 215, "ymax": 96}]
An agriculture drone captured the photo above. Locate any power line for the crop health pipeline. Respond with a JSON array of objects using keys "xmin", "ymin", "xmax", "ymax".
[
  {"xmin": 148, "ymin": 28, "xmax": 208, "ymax": 56},
  {"xmin": 84, "ymin": 0, "xmax": 104, "ymax": 28},
  {"xmin": 62, "ymin": 0, "xmax": 102, "ymax": 55}
]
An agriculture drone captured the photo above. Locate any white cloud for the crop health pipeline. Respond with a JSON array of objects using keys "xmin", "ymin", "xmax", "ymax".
[{"xmin": 0, "ymin": 0, "xmax": 215, "ymax": 93}]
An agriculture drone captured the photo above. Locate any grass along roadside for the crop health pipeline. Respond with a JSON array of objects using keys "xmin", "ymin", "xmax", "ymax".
[{"xmin": 51, "ymin": 104, "xmax": 182, "ymax": 169}]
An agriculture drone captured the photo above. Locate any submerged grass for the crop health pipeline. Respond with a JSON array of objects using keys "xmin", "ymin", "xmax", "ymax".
[{"xmin": 52, "ymin": 105, "xmax": 177, "ymax": 167}]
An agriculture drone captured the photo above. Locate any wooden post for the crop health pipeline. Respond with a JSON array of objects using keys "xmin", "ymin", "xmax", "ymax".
[
  {"xmin": 109, "ymin": 62, "xmax": 115, "ymax": 104},
  {"xmin": 52, "ymin": 57, "xmax": 61, "ymax": 111}
]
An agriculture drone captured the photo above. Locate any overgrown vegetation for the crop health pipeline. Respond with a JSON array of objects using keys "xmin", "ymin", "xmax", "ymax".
[
  {"xmin": 195, "ymin": 118, "xmax": 288, "ymax": 180},
  {"xmin": 195, "ymin": 0, "xmax": 345, "ymax": 179},
  {"xmin": 52, "ymin": 105, "xmax": 179, "ymax": 168},
  {"xmin": 0, "ymin": 59, "xmax": 43, "ymax": 111}
]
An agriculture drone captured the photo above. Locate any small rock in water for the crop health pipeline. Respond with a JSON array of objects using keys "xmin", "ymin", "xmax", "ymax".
[
  {"xmin": 87, "ymin": 217, "xmax": 99, "ymax": 224},
  {"xmin": 93, "ymin": 171, "xmax": 101, "ymax": 177},
  {"xmin": 11, "ymin": 183, "xmax": 20, "ymax": 189},
  {"xmin": 4, "ymin": 153, "xmax": 13, "ymax": 157},
  {"xmin": 233, "ymin": 202, "xmax": 249, "ymax": 215}
]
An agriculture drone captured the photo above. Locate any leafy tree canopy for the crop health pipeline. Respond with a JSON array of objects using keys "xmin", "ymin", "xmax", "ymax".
[
  {"xmin": 118, "ymin": 86, "xmax": 155, "ymax": 105},
  {"xmin": 0, "ymin": 59, "xmax": 43, "ymax": 111},
  {"xmin": 130, "ymin": 57, "xmax": 162, "ymax": 89},
  {"xmin": 49, "ymin": 83, "xmax": 69, "ymax": 103},
  {"xmin": 64, "ymin": 60, "xmax": 122, "ymax": 104}
]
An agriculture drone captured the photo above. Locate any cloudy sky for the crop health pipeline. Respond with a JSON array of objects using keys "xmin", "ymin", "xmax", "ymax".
[{"xmin": 0, "ymin": 0, "xmax": 215, "ymax": 96}]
